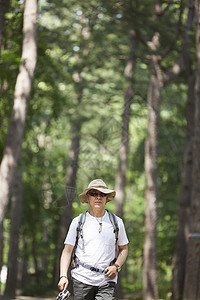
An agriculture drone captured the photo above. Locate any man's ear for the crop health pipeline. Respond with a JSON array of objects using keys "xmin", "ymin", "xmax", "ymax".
[{"xmin": 86, "ymin": 194, "xmax": 89, "ymax": 203}]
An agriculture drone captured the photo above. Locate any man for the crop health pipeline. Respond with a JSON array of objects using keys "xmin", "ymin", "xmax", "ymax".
[{"xmin": 58, "ymin": 179, "xmax": 129, "ymax": 300}]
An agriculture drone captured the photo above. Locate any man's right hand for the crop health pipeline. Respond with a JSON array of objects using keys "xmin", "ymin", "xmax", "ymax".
[{"xmin": 58, "ymin": 277, "xmax": 68, "ymax": 291}]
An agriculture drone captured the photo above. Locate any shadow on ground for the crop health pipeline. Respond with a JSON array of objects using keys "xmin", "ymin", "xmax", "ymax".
[{"xmin": 14, "ymin": 293, "xmax": 141, "ymax": 300}]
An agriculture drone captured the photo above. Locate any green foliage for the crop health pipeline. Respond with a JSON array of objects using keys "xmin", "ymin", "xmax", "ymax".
[
  {"xmin": 0, "ymin": 0, "xmax": 193, "ymax": 298},
  {"xmin": 0, "ymin": 1, "xmax": 23, "ymax": 159},
  {"xmin": 21, "ymin": 277, "xmax": 57, "ymax": 297}
]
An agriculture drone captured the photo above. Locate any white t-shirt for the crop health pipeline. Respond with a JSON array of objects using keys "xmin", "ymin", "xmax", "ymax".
[{"xmin": 64, "ymin": 210, "xmax": 129, "ymax": 286}]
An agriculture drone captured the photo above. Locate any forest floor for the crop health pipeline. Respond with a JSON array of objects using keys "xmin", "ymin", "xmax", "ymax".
[
  {"xmin": 15, "ymin": 293, "xmax": 140, "ymax": 300},
  {"xmin": 0, "ymin": 290, "xmax": 141, "ymax": 300}
]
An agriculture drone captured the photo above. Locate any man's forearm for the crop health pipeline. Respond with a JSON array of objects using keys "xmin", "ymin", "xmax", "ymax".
[
  {"xmin": 60, "ymin": 244, "xmax": 74, "ymax": 277},
  {"xmin": 58, "ymin": 244, "xmax": 74, "ymax": 291},
  {"xmin": 115, "ymin": 244, "xmax": 128, "ymax": 267},
  {"xmin": 105, "ymin": 244, "xmax": 128, "ymax": 279}
]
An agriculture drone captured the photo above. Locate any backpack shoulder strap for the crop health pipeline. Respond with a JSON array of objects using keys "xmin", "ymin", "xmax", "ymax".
[
  {"xmin": 106, "ymin": 209, "xmax": 119, "ymax": 258},
  {"xmin": 72, "ymin": 211, "xmax": 87, "ymax": 260}
]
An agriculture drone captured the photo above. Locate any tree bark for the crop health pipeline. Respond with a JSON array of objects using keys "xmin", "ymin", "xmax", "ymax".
[
  {"xmin": 61, "ymin": 122, "xmax": 81, "ymax": 243},
  {"xmin": 0, "ymin": 0, "xmax": 38, "ymax": 225},
  {"xmin": 115, "ymin": 31, "xmax": 135, "ymax": 219},
  {"xmin": 0, "ymin": 1, "xmax": 9, "ymax": 271},
  {"xmin": 183, "ymin": 0, "xmax": 200, "ymax": 298},
  {"xmin": 54, "ymin": 12, "xmax": 90, "ymax": 286},
  {"xmin": 143, "ymin": 55, "xmax": 162, "ymax": 300},
  {"xmin": 0, "ymin": 220, "xmax": 4, "ymax": 294},
  {"xmin": 114, "ymin": 30, "xmax": 135, "ymax": 299},
  {"xmin": 54, "ymin": 108, "xmax": 81, "ymax": 287},
  {"xmin": 54, "ymin": 120, "xmax": 82, "ymax": 287},
  {"xmin": 0, "ymin": 0, "xmax": 7, "ymax": 57},
  {"xmin": 17, "ymin": 237, "xmax": 29, "ymax": 290},
  {"xmin": 171, "ymin": 76, "xmax": 195, "ymax": 300},
  {"xmin": 3, "ymin": 165, "xmax": 22, "ymax": 299},
  {"xmin": 171, "ymin": 1, "xmax": 195, "ymax": 298}
]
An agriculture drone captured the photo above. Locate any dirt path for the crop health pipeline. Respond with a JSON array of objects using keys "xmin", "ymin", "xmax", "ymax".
[
  {"xmin": 16, "ymin": 296, "xmax": 73, "ymax": 300},
  {"xmin": 16, "ymin": 293, "xmax": 140, "ymax": 300},
  {"xmin": 16, "ymin": 294, "xmax": 136, "ymax": 300}
]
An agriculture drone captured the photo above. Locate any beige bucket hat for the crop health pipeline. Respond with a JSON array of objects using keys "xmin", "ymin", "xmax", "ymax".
[{"xmin": 79, "ymin": 179, "xmax": 116, "ymax": 203}]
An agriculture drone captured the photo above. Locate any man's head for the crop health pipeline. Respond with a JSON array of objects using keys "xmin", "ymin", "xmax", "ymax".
[{"xmin": 79, "ymin": 179, "xmax": 116, "ymax": 203}]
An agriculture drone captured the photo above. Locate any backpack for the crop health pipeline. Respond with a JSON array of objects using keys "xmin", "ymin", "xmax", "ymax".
[{"xmin": 71, "ymin": 209, "xmax": 119, "ymax": 268}]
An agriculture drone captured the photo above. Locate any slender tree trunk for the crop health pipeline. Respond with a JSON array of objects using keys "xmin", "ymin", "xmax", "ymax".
[
  {"xmin": 54, "ymin": 120, "xmax": 82, "ymax": 287},
  {"xmin": 61, "ymin": 122, "xmax": 81, "ymax": 243},
  {"xmin": 41, "ymin": 220, "xmax": 49, "ymax": 271},
  {"xmin": 32, "ymin": 234, "xmax": 39, "ymax": 283},
  {"xmin": 171, "ymin": 2, "xmax": 195, "ymax": 298},
  {"xmin": 115, "ymin": 31, "xmax": 135, "ymax": 219},
  {"xmin": 0, "ymin": 220, "xmax": 4, "ymax": 294},
  {"xmin": 0, "ymin": 0, "xmax": 8, "ymax": 280},
  {"xmin": 114, "ymin": 31, "xmax": 135, "ymax": 299},
  {"xmin": 183, "ymin": 1, "xmax": 200, "ymax": 298},
  {"xmin": 171, "ymin": 76, "xmax": 195, "ymax": 300},
  {"xmin": 0, "ymin": 0, "xmax": 7, "ymax": 57},
  {"xmin": 17, "ymin": 237, "xmax": 29, "ymax": 290},
  {"xmin": 3, "ymin": 165, "xmax": 22, "ymax": 299},
  {"xmin": 143, "ymin": 56, "xmax": 162, "ymax": 300},
  {"xmin": 54, "ymin": 12, "xmax": 90, "ymax": 286},
  {"xmin": 0, "ymin": 0, "xmax": 38, "ymax": 225}
]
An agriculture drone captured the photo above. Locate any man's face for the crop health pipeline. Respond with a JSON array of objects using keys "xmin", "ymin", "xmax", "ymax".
[{"xmin": 86, "ymin": 189, "xmax": 107, "ymax": 210}]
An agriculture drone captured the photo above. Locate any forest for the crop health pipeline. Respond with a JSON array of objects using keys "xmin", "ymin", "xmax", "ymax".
[{"xmin": 0, "ymin": 0, "xmax": 200, "ymax": 299}]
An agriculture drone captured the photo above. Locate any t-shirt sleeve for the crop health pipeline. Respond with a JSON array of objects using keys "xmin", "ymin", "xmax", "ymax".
[
  {"xmin": 64, "ymin": 216, "xmax": 79, "ymax": 246},
  {"xmin": 117, "ymin": 217, "xmax": 129, "ymax": 246}
]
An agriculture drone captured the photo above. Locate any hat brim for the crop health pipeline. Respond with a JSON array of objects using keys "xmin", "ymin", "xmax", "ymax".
[{"xmin": 79, "ymin": 187, "xmax": 116, "ymax": 203}]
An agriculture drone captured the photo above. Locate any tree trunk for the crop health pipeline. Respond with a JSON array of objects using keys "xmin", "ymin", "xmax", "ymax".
[
  {"xmin": 0, "ymin": 220, "xmax": 4, "ymax": 294},
  {"xmin": 171, "ymin": 75, "xmax": 195, "ymax": 300},
  {"xmin": 115, "ymin": 30, "xmax": 135, "ymax": 219},
  {"xmin": 171, "ymin": 2, "xmax": 195, "ymax": 298},
  {"xmin": 0, "ymin": 0, "xmax": 9, "ymax": 279},
  {"xmin": 17, "ymin": 237, "xmax": 29, "ymax": 290},
  {"xmin": 3, "ymin": 165, "xmax": 22, "ymax": 299},
  {"xmin": 53, "ymin": 12, "xmax": 90, "ymax": 286},
  {"xmin": 0, "ymin": 0, "xmax": 7, "ymax": 57},
  {"xmin": 0, "ymin": 0, "xmax": 38, "ymax": 225},
  {"xmin": 143, "ymin": 56, "xmax": 162, "ymax": 300},
  {"xmin": 61, "ymin": 122, "xmax": 81, "ymax": 243},
  {"xmin": 183, "ymin": 1, "xmax": 200, "ymax": 298},
  {"xmin": 41, "ymin": 221, "xmax": 49, "ymax": 271},
  {"xmin": 54, "ymin": 121, "xmax": 81, "ymax": 287},
  {"xmin": 32, "ymin": 234, "xmax": 39, "ymax": 283},
  {"xmin": 114, "ymin": 31, "xmax": 135, "ymax": 299}
]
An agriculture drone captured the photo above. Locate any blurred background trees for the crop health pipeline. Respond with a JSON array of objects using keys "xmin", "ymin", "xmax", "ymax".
[{"xmin": 0, "ymin": 0, "xmax": 199, "ymax": 299}]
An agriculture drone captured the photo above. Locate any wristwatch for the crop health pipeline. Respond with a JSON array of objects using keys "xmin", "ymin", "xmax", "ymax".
[{"xmin": 113, "ymin": 263, "xmax": 121, "ymax": 272}]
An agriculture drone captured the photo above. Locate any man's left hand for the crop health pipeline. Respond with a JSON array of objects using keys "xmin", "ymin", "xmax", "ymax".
[{"xmin": 104, "ymin": 265, "xmax": 118, "ymax": 279}]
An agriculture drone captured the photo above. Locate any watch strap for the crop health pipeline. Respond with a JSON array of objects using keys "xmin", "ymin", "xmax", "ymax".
[{"xmin": 113, "ymin": 263, "xmax": 121, "ymax": 272}]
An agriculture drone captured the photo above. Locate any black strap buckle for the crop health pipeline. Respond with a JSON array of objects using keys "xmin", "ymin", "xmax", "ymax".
[{"xmin": 90, "ymin": 267, "xmax": 99, "ymax": 272}]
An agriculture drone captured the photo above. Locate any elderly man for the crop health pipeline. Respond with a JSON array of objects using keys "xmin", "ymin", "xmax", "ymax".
[{"xmin": 58, "ymin": 179, "xmax": 129, "ymax": 300}]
